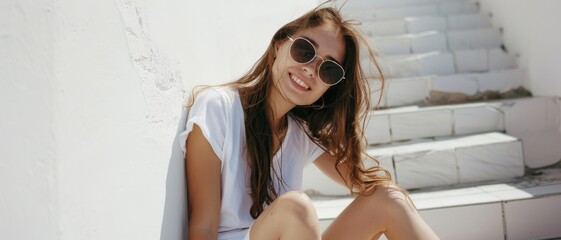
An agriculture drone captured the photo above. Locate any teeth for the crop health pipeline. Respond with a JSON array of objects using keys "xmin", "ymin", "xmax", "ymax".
[{"xmin": 291, "ymin": 75, "xmax": 310, "ymax": 90}]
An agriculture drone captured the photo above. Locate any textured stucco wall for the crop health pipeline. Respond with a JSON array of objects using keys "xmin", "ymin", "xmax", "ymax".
[
  {"xmin": 479, "ymin": 0, "xmax": 561, "ymax": 98},
  {"xmin": 1, "ymin": 0, "xmax": 317, "ymax": 239}
]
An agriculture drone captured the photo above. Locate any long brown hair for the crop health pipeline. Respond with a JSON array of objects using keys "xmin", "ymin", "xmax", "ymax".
[{"xmin": 187, "ymin": 6, "xmax": 391, "ymax": 219}]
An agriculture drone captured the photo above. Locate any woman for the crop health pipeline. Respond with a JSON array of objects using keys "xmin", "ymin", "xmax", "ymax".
[{"xmin": 180, "ymin": 6, "xmax": 439, "ymax": 240}]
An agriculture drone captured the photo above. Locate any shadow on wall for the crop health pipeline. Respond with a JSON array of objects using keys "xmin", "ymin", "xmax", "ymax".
[{"xmin": 160, "ymin": 108, "xmax": 189, "ymax": 240}]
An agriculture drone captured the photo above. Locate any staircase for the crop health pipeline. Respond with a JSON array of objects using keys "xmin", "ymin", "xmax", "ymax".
[{"xmin": 303, "ymin": 1, "xmax": 561, "ymax": 239}]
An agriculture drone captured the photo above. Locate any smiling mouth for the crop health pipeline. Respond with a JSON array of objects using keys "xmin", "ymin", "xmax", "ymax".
[{"xmin": 290, "ymin": 74, "xmax": 311, "ymax": 90}]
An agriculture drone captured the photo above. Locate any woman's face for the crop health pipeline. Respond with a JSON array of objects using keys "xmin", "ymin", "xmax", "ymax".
[{"xmin": 271, "ymin": 23, "xmax": 346, "ymax": 107}]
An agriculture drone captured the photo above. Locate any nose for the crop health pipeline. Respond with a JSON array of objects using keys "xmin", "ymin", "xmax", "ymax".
[{"xmin": 302, "ymin": 56, "xmax": 323, "ymax": 78}]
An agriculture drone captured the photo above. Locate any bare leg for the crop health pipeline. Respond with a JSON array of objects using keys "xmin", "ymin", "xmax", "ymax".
[
  {"xmin": 322, "ymin": 184, "xmax": 439, "ymax": 240},
  {"xmin": 250, "ymin": 191, "xmax": 322, "ymax": 240}
]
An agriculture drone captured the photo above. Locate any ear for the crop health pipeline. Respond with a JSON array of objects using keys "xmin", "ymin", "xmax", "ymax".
[
  {"xmin": 273, "ymin": 42, "xmax": 281, "ymax": 59},
  {"xmin": 274, "ymin": 41, "xmax": 280, "ymax": 53}
]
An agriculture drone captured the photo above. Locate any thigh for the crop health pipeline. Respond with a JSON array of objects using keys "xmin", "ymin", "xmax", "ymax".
[{"xmin": 248, "ymin": 196, "xmax": 283, "ymax": 240}]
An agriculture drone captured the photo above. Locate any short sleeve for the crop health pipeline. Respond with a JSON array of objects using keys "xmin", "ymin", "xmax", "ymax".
[
  {"xmin": 306, "ymin": 137, "xmax": 326, "ymax": 165},
  {"xmin": 178, "ymin": 89, "xmax": 228, "ymax": 164}
]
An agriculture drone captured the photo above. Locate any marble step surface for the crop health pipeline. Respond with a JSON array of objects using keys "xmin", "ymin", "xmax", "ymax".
[
  {"xmin": 359, "ymin": 13, "xmax": 492, "ymax": 36},
  {"xmin": 303, "ymin": 132, "xmax": 525, "ymax": 194},
  {"xmin": 364, "ymin": 97, "xmax": 561, "ymax": 168},
  {"xmin": 340, "ymin": 0, "xmax": 470, "ymax": 9},
  {"xmin": 370, "ymin": 28, "xmax": 502, "ymax": 55},
  {"xmin": 311, "ymin": 168, "xmax": 561, "ymax": 240},
  {"xmin": 343, "ymin": 0, "xmax": 479, "ymax": 21},
  {"xmin": 370, "ymin": 68, "xmax": 527, "ymax": 108},
  {"xmin": 363, "ymin": 48, "xmax": 517, "ymax": 79}
]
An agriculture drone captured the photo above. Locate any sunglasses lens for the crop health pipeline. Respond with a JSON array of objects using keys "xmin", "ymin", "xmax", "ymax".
[
  {"xmin": 319, "ymin": 61, "xmax": 345, "ymax": 85},
  {"xmin": 290, "ymin": 38, "xmax": 315, "ymax": 63}
]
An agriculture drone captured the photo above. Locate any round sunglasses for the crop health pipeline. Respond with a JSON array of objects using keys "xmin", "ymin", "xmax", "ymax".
[{"xmin": 287, "ymin": 36, "xmax": 345, "ymax": 86}]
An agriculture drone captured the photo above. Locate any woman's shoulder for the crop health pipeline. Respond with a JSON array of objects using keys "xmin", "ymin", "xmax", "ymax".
[{"xmin": 192, "ymin": 86, "xmax": 240, "ymax": 108}]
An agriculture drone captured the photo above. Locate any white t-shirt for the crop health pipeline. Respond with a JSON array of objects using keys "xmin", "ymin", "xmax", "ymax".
[{"xmin": 179, "ymin": 86, "xmax": 325, "ymax": 240}]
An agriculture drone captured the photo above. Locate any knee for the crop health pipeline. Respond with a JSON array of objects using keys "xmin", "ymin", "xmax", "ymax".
[
  {"xmin": 371, "ymin": 183, "xmax": 416, "ymax": 213},
  {"xmin": 373, "ymin": 183, "xmax": 407, "ymax": 199},
  {"xmin": 274, "ymin": 191, "xmax": 318, "ymax": 221}
]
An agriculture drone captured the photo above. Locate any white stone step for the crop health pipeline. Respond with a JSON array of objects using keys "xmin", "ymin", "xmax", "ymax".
[
  {"xmin": 366, "ymin": 102, "xmax": 505, "ymax": 143},
  {"xmin": 312, "ymin": 168, "xmax": 561, "ymax": 240},
  {"xmin": 502, "ymin": 97, "xmax": 561, "ymax": 168},
  {"xmin": 345, "ymin": 1, "xmax": 479, "ymax": 21},
  {"xmin": 364, "ymin": 97, "xmax": 561, "ymax": 168},
  {"xmin": 372, "ymin": 31, "xmax": 449, "ymax": 55},
  {"xmin": 378, "ymin": 132, "xmax": 524, "ymax": 189},
  {"xmin": 368, "ymin": 48, "xmax": 517, "ymax": 79},
  {"xmin": 447, "ymin": 28, "xmax": 503, "ymax": 51},
  {"xmin": 341, "ymin": 0, "xmax": 469, "ymax": 9},
  {"xmin": 448, "ymin": 14, "xmax": 493, "ymax": 32},
  {"xmin": 303, "ymin": 132, "xmax": 525, "ymax": 194},
  {"xmin": 381, "ymin": 51, "xmax": 457, "ymax": 77},
  {"xmin": 433, "ymin": 66, "xmax": 524, "ymax": 94},
  {"xmin": 371, "ymin": 28, "xmax": 502, "ymax": 55},
  {"xmin": 370, "ymin": 68, "xmax": 527, "ymax": 108},
  {"xmin": 359, "ymin": 14, "xmax": 492, "ymax": 36}
]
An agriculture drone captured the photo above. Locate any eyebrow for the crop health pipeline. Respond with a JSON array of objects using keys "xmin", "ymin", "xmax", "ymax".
[{"xmin": 301, "ymin": 35, "xmax": 343, "ymax": 65}]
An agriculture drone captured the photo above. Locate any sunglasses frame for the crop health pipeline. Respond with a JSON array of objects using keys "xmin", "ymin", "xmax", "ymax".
[{"xmin": 287, "ymin": 36, "xmax": 346, "ymax": 86}]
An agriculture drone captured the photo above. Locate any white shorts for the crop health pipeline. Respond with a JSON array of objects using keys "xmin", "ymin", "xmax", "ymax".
[
  {"xmin": 243, "ymin": 223, "xmax": 253, "ymax": 240},
  {"xmin": 218, "ymin": 223, "xmax": 254, "ymax": 240}
]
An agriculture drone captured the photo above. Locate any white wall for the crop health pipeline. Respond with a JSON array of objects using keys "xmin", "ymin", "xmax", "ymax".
[
  {"xmin": 1, "ymin": 0, "xmax": 59, "ymax": 239},
  {"xmin": 479, "ymin": 0, "xmax": 561, "ymax": 98},
  {"xmin": 1, "ymin": 0, "xmax": 317, "ymax": 239}
]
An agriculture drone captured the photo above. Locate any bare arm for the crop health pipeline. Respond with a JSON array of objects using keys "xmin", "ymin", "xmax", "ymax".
[{"xmin": 185, "ymin": 124, "xmax": 222, "ymax": 240}]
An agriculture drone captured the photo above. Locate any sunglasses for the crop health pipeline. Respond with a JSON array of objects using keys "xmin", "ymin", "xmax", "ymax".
[{"xmin": 288, "ymin": 36, "xmax": 346, "ymax": 86}]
